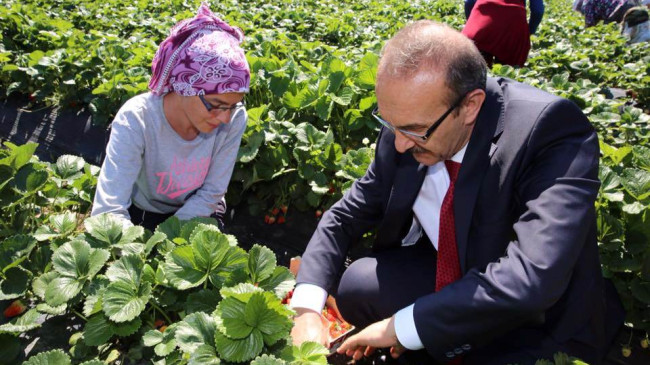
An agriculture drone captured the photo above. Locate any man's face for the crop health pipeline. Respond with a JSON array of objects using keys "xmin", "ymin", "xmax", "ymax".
[{"xmin": 375, "ymin": 72, "xmax": 473, "ymax": 166}]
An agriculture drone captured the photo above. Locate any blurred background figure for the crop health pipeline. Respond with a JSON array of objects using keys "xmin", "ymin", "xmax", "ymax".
[
  {"xmin": 621, "ymin": 6, "xmax": 650, "ymax": 43},
  {"xmin": 462, "ymin": 0, "xmax": 543, "ymax": 67},
  {"xmin": 574, "ymin": 0, "xmax": 640, "ymax": 27},
  {"xmin": 464, "ymin": 0, "xmax": 545, "ymax": 34}
]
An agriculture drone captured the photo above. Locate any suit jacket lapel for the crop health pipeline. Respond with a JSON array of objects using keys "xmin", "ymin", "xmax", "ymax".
[
  {"xmin": 375, "ymin": 152, "xmax": 427, "ymax": 250},
  {"xmin": 454, "ymin": 77, "xmax": 504, "ymax": 272}
]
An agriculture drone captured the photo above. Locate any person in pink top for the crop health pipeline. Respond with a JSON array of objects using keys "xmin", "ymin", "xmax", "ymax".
[{"xmin": 92, "ymin": 3, "xmax": 250, "ymax": 231}]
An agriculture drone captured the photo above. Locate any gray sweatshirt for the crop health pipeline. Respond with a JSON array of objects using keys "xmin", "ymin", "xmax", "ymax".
[{"xmin": 91, "ymin": 92, "xmax": 247, "ymax": 224}]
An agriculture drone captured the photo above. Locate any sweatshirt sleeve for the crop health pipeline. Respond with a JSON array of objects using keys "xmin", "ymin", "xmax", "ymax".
[{"xmin": 91, "ymin": 102, "xmax": 145, "ymax": 225}]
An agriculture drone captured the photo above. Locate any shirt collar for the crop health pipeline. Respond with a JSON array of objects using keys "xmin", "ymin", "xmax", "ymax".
[{"xmin": 450, "ymin": 143, "xmax": 467, "ymax": 164}]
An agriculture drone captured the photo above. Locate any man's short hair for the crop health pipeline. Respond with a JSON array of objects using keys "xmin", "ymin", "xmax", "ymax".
[{"xmin": 378, "ymin": 20, "xmax": 487, "ymax": 104}]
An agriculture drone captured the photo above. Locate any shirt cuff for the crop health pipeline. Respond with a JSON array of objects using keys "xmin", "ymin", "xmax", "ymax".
[
  {"xmin": 394, "ymin": 304, "xmax": 424, "ymax": 350},
  {"xmin": 289, "ymin": 283, "xmax": 328, "ymax": 314}
]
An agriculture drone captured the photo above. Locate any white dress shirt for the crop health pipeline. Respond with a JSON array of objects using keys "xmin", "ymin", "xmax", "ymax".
[{"xmin": 291, "ymin": 145, "xmax": 467, "ymax": 350}]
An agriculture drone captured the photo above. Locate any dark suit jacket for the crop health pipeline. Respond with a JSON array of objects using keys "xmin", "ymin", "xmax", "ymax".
[{"xmin": 297, "ymin": 77, "xmax": 624, "ymax": 363}]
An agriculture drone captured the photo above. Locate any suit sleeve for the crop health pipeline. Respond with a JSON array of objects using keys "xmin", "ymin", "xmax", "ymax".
[
  {"xmin": 296, "ymin": 128, "xmax": 394, "ymax": 293},
  {"xmin": 413, "ymin": 99, "xmax": 601, "ymax": 361}
]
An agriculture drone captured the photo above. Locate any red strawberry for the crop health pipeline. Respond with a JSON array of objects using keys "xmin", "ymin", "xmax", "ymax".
[
  {"xmin": 315, "ymin": 210, "xmax": 323, "ymax": 218},
  {"xmin": 264, "ymin": 215, "xmax": 271, "ymax": 224},
  {"xmin": 268, "ymin": 216, "xmax": 276, "ymax": 224},
  {"xmin": 280, "ymin": 205, "xmax": 288, "ymax": 214},
  {"xmin": 271, "ymin": 208, "xmax": 280, "ymax": 216},
  {"xmin": 327, "ymin": 307, "xmax": 337, "ymax": 319},
  {"xmin": 277, "ymin": 216, "xmax": 286, "ymax": 224},
  {"xmin": 154, "ymin": 319, "xmax": 165, "ymax": 328},
  {"xmin": 3, "ymin": 300, "xmax": 26, "ymax": 318},
  {"xmin": 328, "ymin": 184, "xmax": 336, "ymax": 194}
]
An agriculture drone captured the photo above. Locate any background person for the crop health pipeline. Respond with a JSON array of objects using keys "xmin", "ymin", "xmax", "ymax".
[
  {"xmin": 575, "ymin": 0, "xmax": 639, "ymax": 27},
  {"xmin": 91, "ymin": 3, "xmax": 250, "ymax": 231},
  {"xmin": 621, "ymin": 6, "xmax": 650, "ymax": 43},
  {"xmin": 462, "ymin": 0, "xmax": 538, "ymax": 67},
  {"xmin": 464, "ymin": 0, "xmax": 545, "ymax": 35},
  {"xmin": 290, "ymin": 20, "xmax": 624, "ymax": 365}
]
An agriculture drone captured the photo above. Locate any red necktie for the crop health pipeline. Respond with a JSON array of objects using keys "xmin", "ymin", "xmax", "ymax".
[{"xmin": 436, "ymin": 160, "xmax": 462, "ymax": 292}]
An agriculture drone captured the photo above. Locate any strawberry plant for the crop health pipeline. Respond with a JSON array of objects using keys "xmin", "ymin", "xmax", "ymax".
[{"xmin": 0, "ymin": 0, "xmax": 649, "ymax": 361}]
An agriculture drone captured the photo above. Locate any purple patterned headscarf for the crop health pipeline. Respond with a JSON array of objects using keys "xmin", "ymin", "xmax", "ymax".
[{"xmin": 148, "ymin": 2, "xmax": 250, "ymax": 96}]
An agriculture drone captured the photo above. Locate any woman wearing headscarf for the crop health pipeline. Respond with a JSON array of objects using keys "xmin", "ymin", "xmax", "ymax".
[
  {"xmin": 461, "ymin": 0, "xmax": 533, "ymax": 67},
  {"xmin": 91, "ymin": 2, "xmax": 250, "ymax": 231},
  {"xmin": 621, "ymin": 6, "xmax": 650, "ymax": 43},
  {"xmin": 574, "ymin": 0, "xmax": 639, "ymax": 27}
]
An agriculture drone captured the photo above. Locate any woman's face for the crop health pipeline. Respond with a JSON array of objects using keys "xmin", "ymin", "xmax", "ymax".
[{"xmin": 183, "ymin": 92, "xmax": 245, "ymax": 134}]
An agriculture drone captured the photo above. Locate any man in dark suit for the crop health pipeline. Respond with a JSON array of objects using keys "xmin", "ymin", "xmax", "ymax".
[{"xmin": 290, "ymin": 20, "xmax": 624, "ymax": 364}]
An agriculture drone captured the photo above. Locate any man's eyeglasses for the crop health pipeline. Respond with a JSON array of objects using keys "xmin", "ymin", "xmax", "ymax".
[
  {"xmin": 372, "ymin": 94, "xmax": 466, "ymax": 141},
  {"xmin": 199, "ymin": 94, "xmax": 246, "ymax": 113}
]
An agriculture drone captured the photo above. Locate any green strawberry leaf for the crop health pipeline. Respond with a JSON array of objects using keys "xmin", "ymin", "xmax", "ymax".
[
  {"xmin": 45, "ymin": 275, "xmax": 83, "ymax": 306},
  {"xmin": 220, "ymin": 283, "xmax": 263, "ymax": 303},
  {"xmin": 102, "ymin": 280, "xmax": 151, "ymax": 322},
  {"xmin": 217, "ymin": 296, "xmax": 251, "ymax": 339},
  {"xmin": 36, "ymin": 303, "xmax": 66, "ymax": 315},
  {"xmin": 181, "ymin": 217, "xmax": 221, "ymax": 242},
  {"xmin": 84, "ymin": 214, "xmax": 124, "ymax": 245},
  {"xmin": 105, "ymin": 254, "xmax": 144, "ymax": 286},
  {"xmin": 120, "ymin": 225, "xmax": 145, "ymax": 245},
  {"xmin": 251, "ymin": 354, "xmax": 286, "ymax": 365},
  {"xmin": 32, "ymin": 272, "xmax": 59, "ymax": 300},
  {"xmin": 621, "ymin": 168, "xmax": 650, "ymax": 200},
  {"xmin": 52, "ymin": 239, "xmax": 110, "ymax": 279},
  {"xmin": 0, "ymin": 234, "xmax": 37, "ymax": 271},
  {"xmin": 0, "ymin": 267, "xmax": 29, "ymax": 298},
  {"xmin": 189, "ymin": 344, "xmax": 221, "ymax": 365},
  {"xmin": 84, "ymin": 314, "xmax": 142, "ymax": 346},
  {"xmin": 112, "ymin": 317, "xmax": 142, "ymax": 337},
  {"xmin": 83, "ymin": 314, "xmax": 114, "ymax": 346},
  {"xmin": 633, "ymin": 145, "xmax": 650, "ymax": 171},
  {"xmin": 23, "ymin": 349, "xmax": 71, "ymax": 365},
  {"xmin": 163, "ymin": 245, "xmax": 207, "ymax": 290},
  {"xmin": 247, "ymin": 244, "xmax": 277, "ymax": 284},
  {"xmin": 54, "ymin": 155, "xmax": 85, "ymax": 179},
  {"xmin": 280, "ymin": 342, "xmax": 328, "ymax": 365},
  {"xmin": 83, "ymin": 277, "xmax": 109, "ymax": 317},
  {"xmin": 144, "ymin": 232, "xmax": 167, "ymax": 256},
  {"xmin": 0, "ymin": 309, "xmax": 41, "ymax": 335},
  {"xmin": 175, "ymin": 312, "xmax": 217, "ymax": 353},
  {"xmin": 214, "ymin": 329, "xmax": 263, "ymax": 363},
  {"xmin": 164, "ymin": 226, "xmax": 246, "ymax": 290},
  {"xmin": 185, "ymin": 289, "xmax": 222, "ymax": 314},
  {"xmin": 156, "ymin": 216, "xmax": 183, "ymax": 240},
  {"xmin": 0, "ymin": 142, "xmax": 37, "ymax": 171},
  {"xmin": 11, "ymin": 163, "xmax": 48, "ymax": 194},
  {"xmin": 259, "ymin": 266, "xmax": 296, "ymax": 299},
  {"xmin": 143, "ymin": 329, "xmax": 164, "ymax": 346},
  {"xmin": 154, "ymin": 325, "xmax": 178, "ymax": 357}
]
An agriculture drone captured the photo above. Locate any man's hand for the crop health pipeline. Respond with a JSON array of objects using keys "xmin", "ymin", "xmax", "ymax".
[
  {"xmin": 290, "ymin": 308, "xmax": 328, "ymax": 347},
  {"xmin": 336, "ymin": 316, "xmax": 407, "ymax": 360}
]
